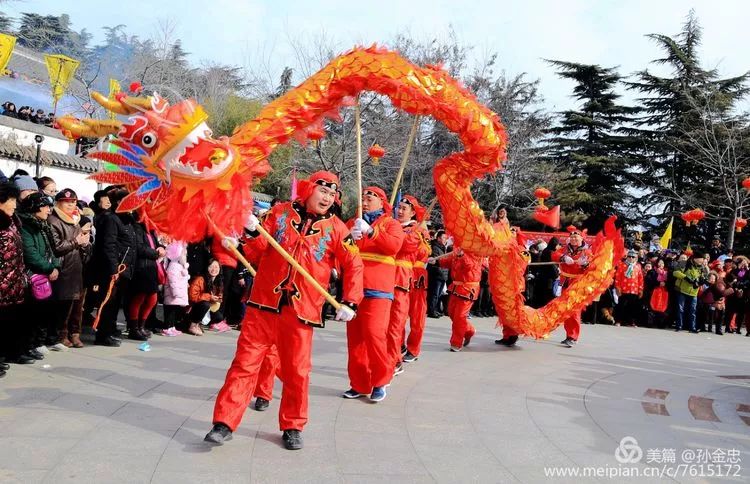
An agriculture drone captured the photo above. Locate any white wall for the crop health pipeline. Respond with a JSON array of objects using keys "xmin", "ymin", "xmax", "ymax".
[
  {"xmin": 0, "ymin": 124, "xmax": 70, "ymax": 154},
  {"xmin": 0, "ymin": 158, "xmax": 99, "ymax": 201}
]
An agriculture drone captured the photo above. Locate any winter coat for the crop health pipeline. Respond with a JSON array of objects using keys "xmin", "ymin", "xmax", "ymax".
[
  {"xmin": 164, "ymin": 260, "xmax": 190, "ymax": 306},
  {"xmin": 0, "ymin": 211, "xmax": 27, "ymax": 306},
  {"xmin": 189, "ymin": 275, "xmax": 223, "ymax": 304},
  {"xmin": 18, "ymin": 212, "xmax": 60, "ymax": 276},
  {"xmin": 673, "ymin": 263, "xmax": 704, "ymax": 297},
  {"xmin": 130, "ymin": 222, "xmax": 163, "ymax": 293},
  {"xmin": 48, "ymin": 207, "xmax": 91, "ymax": 300},
  {"xmin": 428, "ymin": 240, "xmax": 450, "ymax": 282},
  {"xmin": 90, "ymin": 211, "xmax": 136, "ymax": 284}
]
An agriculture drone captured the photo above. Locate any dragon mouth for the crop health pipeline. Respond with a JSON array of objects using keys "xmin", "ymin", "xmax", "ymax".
[{"xmin": 161, "ymin": 122, "xmax": 234, "ymax": 181}]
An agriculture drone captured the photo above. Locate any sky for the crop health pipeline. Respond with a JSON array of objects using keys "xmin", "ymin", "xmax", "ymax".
[{"xmin": 5, "ymin": 0, "xmax": 750, "ymax": 111}]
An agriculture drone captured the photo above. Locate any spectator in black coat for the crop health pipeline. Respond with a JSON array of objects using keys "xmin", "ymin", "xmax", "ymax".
[
  {"xmin": 427, "ymin": 230, "xmax": 450, "ymax": 317},
  {"xmin": 88, "ymin": 188, "xmax": 136, "ymax": 346}
]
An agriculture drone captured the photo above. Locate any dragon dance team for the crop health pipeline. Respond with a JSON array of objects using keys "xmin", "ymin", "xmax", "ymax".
[{"xmin": 203, "ymin": 170, "xmax": 595, "ymax": 450}]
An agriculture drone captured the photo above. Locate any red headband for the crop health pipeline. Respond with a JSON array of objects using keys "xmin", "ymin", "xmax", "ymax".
[
  {"xmin": 364, "ymin": 186, "xmax": 391, "ymax": 214},
  {"xmin": 296, "ymin": 171, "xmax": 340, "ymax": 203},
  {"xmin": 401, "ymin": 194, "xmax": 425, "ymax": 222}
]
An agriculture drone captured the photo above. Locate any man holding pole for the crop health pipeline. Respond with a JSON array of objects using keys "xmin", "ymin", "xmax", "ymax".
[
  {"xmin": 343, "ymin": 186, "xmax": 405, "ymax": 402},
  {"xmin": 390, "ymin": 195, "xmax": 431, "ymax": 367},
  {"xmin": 205, "ymin": 171, "xmax": 363, "ymax": 451}
]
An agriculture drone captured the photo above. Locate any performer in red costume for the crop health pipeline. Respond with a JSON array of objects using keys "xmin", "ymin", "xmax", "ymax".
[
  {"xmin": 553, "ymin": 226, "xmax": 592, "ymax": 347},
  {"xmin": 387, "ymin": 195, "xmax": 430, "ymax": 373},
  {"xmin": 403, "ymin": 196, "xmax": 431, "ymax": 363},
  {"xmin": 205, "ymin": 171, "xmax": 363, "ymax": 450},
  {"xmin": 429, "ymin": 247, "xmax": 484, "ymax": 352},
  {"xmin": 343, "ymin": 186, "xmax": 405, "ymax": 402}
]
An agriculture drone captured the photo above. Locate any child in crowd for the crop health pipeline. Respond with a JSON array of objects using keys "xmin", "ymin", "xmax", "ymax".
[{"xmin": 162, "ymin": 241, "xmax": 188, "ymax": 337}]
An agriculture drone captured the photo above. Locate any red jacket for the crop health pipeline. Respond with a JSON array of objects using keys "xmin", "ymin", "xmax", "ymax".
[
  {"xmin": 411, "ymin": 224, "xmax": 432, "ymax": 289},
  {"xmin": 347, "ymin": 213, "xmax": 405, "ymax": 298},
  {"xmin": 393, "ymin": 221, "xmax": 429, "ymax": 291},
  {"xmin": 553, "ymin": 243, "xmax": 593, "ymax": 286},
  {"xmin": 439, "ymin": 251, "xmax": 484, "ymax": 301},
  {"xmin": 211, "ymin": 235, "xmax": 238, "ymax": 269},
  {"xmin": 246, "ymin": 201, "xmax": 363, "ymax": 327},
  {"xmin": 614, "ymin": 262, "xmax": 644, "ymax": 295}
]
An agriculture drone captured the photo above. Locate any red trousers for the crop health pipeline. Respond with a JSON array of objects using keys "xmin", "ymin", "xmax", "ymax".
[
  {"xmin": 347, "ymin": 297, "xmax": 392, "ymax": 393},
  {"xmin": 564, "ymin": 312, "xmax": 581, "ymax": 341},
  {"xmin": 387, "ymin": 289, "xmax": 410, "ymax": 367},
  {"xmin": 254, "ymin": 346, "xmax": 278, "ymax": 401},
  {"xmin": 406, "ymin": 286, "xmax": 427, "ymax": 356},
  {"xmin": 213, "ymin": 305, "xmax": 312, "ymax": 431},
  {"xmin": 448, "ymin": 295, "xmax": 475, "ymax": 348}
]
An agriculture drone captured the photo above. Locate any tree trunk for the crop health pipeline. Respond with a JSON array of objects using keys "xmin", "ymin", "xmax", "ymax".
[{"xmin": 727, "ymin": 211, "xmax": 737, "ymax": 250}]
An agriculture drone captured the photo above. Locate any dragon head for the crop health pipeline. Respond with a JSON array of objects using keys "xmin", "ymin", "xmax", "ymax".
[{"xmin": 57, "ymin": 91, "xmax": 269, "ymax": 241}]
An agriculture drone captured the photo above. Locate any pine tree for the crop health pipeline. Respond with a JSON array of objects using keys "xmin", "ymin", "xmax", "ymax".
[
  {"xmin": 0, "ymin": 12, "xmax": 12, "ymax": 33},
  {"xmin": 627, "ymin": 10, "xmax": 749, "ymax": 216},
  {"xmin": 542, "ymin": 60, "xmax": 637, "ymax": 229}
]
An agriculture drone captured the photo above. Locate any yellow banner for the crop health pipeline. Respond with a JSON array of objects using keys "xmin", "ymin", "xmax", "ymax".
[
  {"xmin": 108, "ymin": 78, "xmax": 121, "ymax": 120},
  {"xmin": 0, "ymin": 33, "xmax": 16, "ymax": 75},
  {"xmin": 44, "ymin": 54, "xmax": 80, "ymax": 106},
  {"xmin": 659, "ymin": 217, "xmax": 673, "ymax": 250}
]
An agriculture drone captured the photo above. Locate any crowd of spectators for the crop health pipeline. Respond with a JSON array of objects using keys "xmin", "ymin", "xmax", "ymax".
[{"xmin": 2, "ymin": 101, "xmax": 55, "ymax": 127}]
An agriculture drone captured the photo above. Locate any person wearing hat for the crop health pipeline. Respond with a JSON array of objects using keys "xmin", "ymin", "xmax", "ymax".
[
  {"xmin": 0, "ymin": 182, "xmax": 26, "ymax": 374},
  {"xmin": 11, "ymin": 174, "xmax": 38, "ymax": 200},
  {"xmin": 403, "ymin": 196, "xmax": 432, "ymax": 364},
  {"xmin": 387, "ymin": 194, "xmax": 430, "ymax": 372},
  {"xmin": 206, "ymin": 171, "xmax": 363, "ymax": 450},
  {"xmin": 553, "ymin": 226, "xmax": 593, "ymax": 347},
  {"xmin": 48, "ymin": 188, "xmax": 91, "ymax": 349},
  {"xmin": 614, "ymin": 249, "xmax": 644, "ymax": 327},
  {"xmin": 18, "ymin": 192, "xmax": 61, "ymax": 359},
  {"xmin": 429, "ymin": 245, "xmax": 485, "ymax": 352},
  {"xmin": 342, "ymin": 185, "xmax": 405, "ymax": 403}
]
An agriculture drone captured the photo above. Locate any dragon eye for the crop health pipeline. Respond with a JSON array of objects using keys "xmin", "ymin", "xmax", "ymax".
[{"xmin": 141, "ymin": 131, "xmax": 158, "ymax": 148}]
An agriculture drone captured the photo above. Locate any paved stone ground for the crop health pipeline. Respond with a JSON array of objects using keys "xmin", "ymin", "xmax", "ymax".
[{"xmin": 1, "ymin": 315, "xmax": 749, "ymax": 483}]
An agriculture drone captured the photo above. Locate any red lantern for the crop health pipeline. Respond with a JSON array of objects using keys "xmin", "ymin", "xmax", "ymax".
[
  {"xmin": 307, "ymin": 128, "xmax": 326, "ymax": 147},
  {"xmin": 691, "ymin": 209, "xmax": 705, "ymax": 225},
  {"xmin": 736, "ymin": 218, "xmax": 748, "ymax": 233},
  {"xmin": 681, "ymin": 211, "xmax": 693, "ymax": 225},
  {"xmin": 533, "ymin": 187, "xmax": 551, "ymax": 207},
  {"xmin": 368, "ymin": 144, "xmax": 385, "ymax": 165},
  {"xmin": 743, "ymin": 178, "xmax": 750, "ymax": 191}
]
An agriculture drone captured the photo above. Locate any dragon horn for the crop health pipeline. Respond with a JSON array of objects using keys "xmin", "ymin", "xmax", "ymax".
[
  {"xmin": 91, "ymin": 91, "xmax": 152, "ymax": 115},
  {"xmin": 57, "ymin": 116, "xmax": 122, "ymax": 138}
]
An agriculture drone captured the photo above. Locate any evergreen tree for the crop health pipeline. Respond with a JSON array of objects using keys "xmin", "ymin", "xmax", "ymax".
[
  {"xmin": 627, "ymin": 10, "xmax": 749, "ymax": 216},
  {"xmin": 0, "ymin": 12, "xmax": 12, "ymax": 33},
  {"xmin": 542, "ymin": 60, "xmax": 637, "ymax": 229}
]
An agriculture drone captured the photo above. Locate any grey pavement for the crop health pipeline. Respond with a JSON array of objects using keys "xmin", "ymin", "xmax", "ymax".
[{"xmin": 1, "ymin": 316, "xmax": 750, "ymax": 483}]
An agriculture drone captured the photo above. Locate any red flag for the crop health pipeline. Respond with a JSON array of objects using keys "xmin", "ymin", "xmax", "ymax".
[{"xmin": 533, "ymin": 205, "xmax": 560, "ymax": 229}]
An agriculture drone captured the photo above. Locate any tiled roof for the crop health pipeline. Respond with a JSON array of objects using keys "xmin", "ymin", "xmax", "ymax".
[{"xmin": 0, "ymin": 138, "xmax": 97, "ymax": 173}]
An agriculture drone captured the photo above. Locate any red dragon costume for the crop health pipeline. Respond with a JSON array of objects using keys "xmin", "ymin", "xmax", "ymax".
[{"xmin": 57, "ymin": 45, "xmax": 623, "ymax": 449}]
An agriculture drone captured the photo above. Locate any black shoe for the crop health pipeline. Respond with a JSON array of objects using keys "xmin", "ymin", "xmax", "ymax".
[
  {"xmin": 27, "ymin": 349, "xmax": 44, "ymax": 360},
  {"xmin": 204, "ymin": 423, "xmax": 233, "ymax": 444},
  {"xmin": 495, "ymin": 335, "xmax": 518, "ymax": 347},
  {"xmin": 128, "ymin": 329, "xmax": 148, "ymax": 341},
  {"xmin": 403, "ymin": 351, "xmax": 418, "ymax": 363},
  {"xmin": 394, "ymin": 362, "xmax": 404, "ymax": 376},
  {"xmin": 11, "ymin": 354, "xmax": 35, "ymax": 364},
  {"xmin": 94, "ymin": 336, "xmax": 122, "ymax": 347},
  {"xmin": 716, "ymin": 331, "xmax": 723, "ymax": 335},
  {"xmin": 282, "ymin": 429, "xmax": 303, "ymax": 450},
  {"xmin": 113, "ymin": 329, "xmax": 123, "ymax": 338},
  {"xmin": 0, "ymin": 369, "xmax": 5, "ymax": 378},
  {"xmin": 690, "ymin": 329, "xmax": 699, "ymax": 334},
  {"xmin": 141, "ymin": 328, "xmax": 153, "ymax": 338},
  {"xmin": 428, "ymin": 313, "xmax": 440, "ymax": 319},
  {"xmin": 254, "ymin": 397, "xmax": 270, "ymax": 412},
  {"xmin": 400, "ymin": 344, "xmax": 408, "ymax": 356},
  {"xmin": 0, "ymin": 361, "xmax": 9, "ymax": 371}
]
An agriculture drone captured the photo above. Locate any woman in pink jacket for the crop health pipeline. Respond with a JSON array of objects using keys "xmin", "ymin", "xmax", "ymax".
[{"xmin": 162, "ymin": 241, "xmax": 189, "ymax": 336}]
